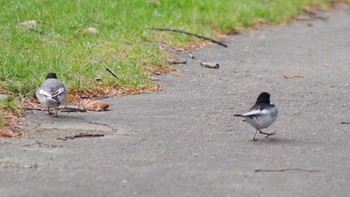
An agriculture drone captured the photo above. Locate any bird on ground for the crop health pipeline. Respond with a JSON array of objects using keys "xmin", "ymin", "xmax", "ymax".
[
  {"xmin": 234, "ymin": 92, "xmax": 278, "ymax": 141},
  {"xmin": 36, "ymin": 73, "xmax": 68, "ymax": 117}
]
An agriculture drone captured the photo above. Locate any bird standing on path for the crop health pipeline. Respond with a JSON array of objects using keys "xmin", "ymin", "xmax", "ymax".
[
  {"xmin": 234, "ymin": 92, "xmax": 278, "ymax": 141},
  {"xmin": 36, "ymin": 73, "xmax": 68, "ymax": 117}
]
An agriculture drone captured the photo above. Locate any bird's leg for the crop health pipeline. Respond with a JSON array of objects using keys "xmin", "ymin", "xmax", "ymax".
[
  {"xmin": 252, "ymin": 129, "xmax": 259, "ymax": 141},
  {"xmin": 54, "ymin": 108, "xmax": 59, "ymax": 117},
  {"xmin": 259, "ymin": 130, "xmax": 277, "ymax": 138},
  {"xmin": 48, "ymin": 107, "xmax": 53, "ymax": 115}
]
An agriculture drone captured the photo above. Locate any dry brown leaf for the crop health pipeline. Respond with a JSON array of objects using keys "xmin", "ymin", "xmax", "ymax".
[
  {"xmin": 80, "ymin": 100, "xmax": 109, "ymax": 111},
  {"xmin": 0, "ymin": 127, "xmax": 21, "ymax": 138}
]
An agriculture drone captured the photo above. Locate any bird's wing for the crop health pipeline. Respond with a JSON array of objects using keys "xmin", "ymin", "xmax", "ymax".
[
  {"xmin": 234, "ymin": 108, "xmax": 269, "ymax": 118},
  {"xmin": 38, "ymin": 88, "xmax": 61, "ymax": 103},
  {"xmin": 52, "ymin": 87, "xmax": 65, "ymax": 97},
  {"xmin": 39, "ymin": 89, "xmax": 53, "ymax": 97}
]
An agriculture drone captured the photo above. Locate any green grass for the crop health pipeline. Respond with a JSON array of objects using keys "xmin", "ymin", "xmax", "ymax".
[
  {"xmin": 0, "ymin": 96, "xmax": 19, "ymax": 127},
  {"xmin": 0, "ymin": 0, "xmax": 346, "ymax": 100}
]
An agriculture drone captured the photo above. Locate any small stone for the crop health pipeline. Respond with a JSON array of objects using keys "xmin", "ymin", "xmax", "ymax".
[
  {"xmin": 77, "ymin": 27, "xmax": 99, "ymax": 35},
  {"xmin": 86, "ymin": 27, "xmax": 99, "ymax": 34},
  {"xmin": 24, "ymin": 164, "xmax": 39, "ymax": 169},
  {"xmin": 18, "ymin": 20, "xmax": 44, "ymax": 34},
  {"xmin": 200, "ymin": 61, "xmax": 220, "ymax": 69},
  {"xmin": 19, "ymin": 20, "xmax": 38, "ymax": 27}
]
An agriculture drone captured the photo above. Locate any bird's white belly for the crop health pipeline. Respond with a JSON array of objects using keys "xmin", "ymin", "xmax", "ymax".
[
  {"xmin": 36, "ymin": 94, "xmax": 60, "ymax": 108},
  {"xmin": 245, "ymin": 115, "xmax": 276, "ymax": 129}
]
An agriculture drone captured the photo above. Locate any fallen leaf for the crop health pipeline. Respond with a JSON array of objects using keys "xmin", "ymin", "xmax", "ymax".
[
  {"xmin": 0, "ymin": 127, "xmax": 21, "ymax": 138},
  {"xmin": 80, "ymin": 100, "xmax": 109, "ymax": 111}
]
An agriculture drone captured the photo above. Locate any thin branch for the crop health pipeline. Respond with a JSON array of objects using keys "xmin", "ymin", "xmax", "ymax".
[
  {"xmin": 184, "ymin": 51, "xmax": 194, "ymax": 59},
  {"xmin": 169, "ymin": 60, "xmax": 187, "ymax": 64},
  {"xmin": 341, "ymin": 122, "xmax": 350, "ymax": 124},
  {"xmin": 22, "ymin": 107, "xmax": 43, "ymax": 111},
  {"xmin": 150, "ymin": 28, "xmax": 228, "ymax": 48},
  {"xmin": 57, "ymin": 133, "xmax": 105, "ymax": 141},
  {"xmin": 22, "ymin": 107, "xmax": 87, "ymax": 113},
  {"xmin": 60, "ymin": 106, "xmax": 87, "ymax": 113},
  {"xmin": 255, "ymin": 168, "xmax": 323, "ymax": 173},
  {"xmin": 103, "ymin": 63, "xmax": 120, "ymax": 80}
]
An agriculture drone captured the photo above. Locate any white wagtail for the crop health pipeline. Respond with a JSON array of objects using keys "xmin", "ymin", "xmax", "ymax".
[
  {"xmin": 36, "ymin": 73, "xmax": 68, "ymax": 116},
  {"xmin": 234, "ymin": 92, "xmax": 278, "ymax": 141}
]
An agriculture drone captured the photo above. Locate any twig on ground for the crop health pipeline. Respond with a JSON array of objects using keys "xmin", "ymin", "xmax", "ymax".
[
  {"xmin": 184, "ymin": 51, "xmax": 194, "ymax": 59},
  {"xmin": 57, "ymin": 133, "xmax": 105, "ymax": 141},
  {"xmin": 104, "ymin": 63, "xmax": 120, "ymax": 80},
  {"xmin": 80, "ymin": 96, "xmax": 91, "ymax": 99},
  {"xmin": 284, "ymin": 75, "xmax": 304, "ymax": 79},
  {"xmin": 80, "ymin": 95, "xmax": 111, "ymax": 100},
  {"xmin": 22, "ymin": 107, "xmax": 43, "ymax": 111},
  {"xmin": 254, "ymin": 168, "xmax": 323, "ymax": 173},
  {"xmin": 150, "ymin": 28, "xmax": 228, "ymax": 48},
  {"xmin": 152, "ymin": 71, "xmax": 162, "ymax": 76},
  {"xmin": 169, "ymin": 60, "xmax": 187, "ymax": 64},
  {"xmin": 341, "ymin": 122, "xmax": 350, "ymax": 124},
  {"xmin": 60, "ymin": 106, "xmax": 87, "ymax": 113},
  {"xmin": 23, "ymin": 107, "xmax": 87, "ymax": 113}
]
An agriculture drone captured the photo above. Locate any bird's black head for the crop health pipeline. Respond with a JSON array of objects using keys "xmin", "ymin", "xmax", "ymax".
[
  {"xmin": 256, "ymin": 92, "xmax": 271, "ymax": 104},
  {"xmin": 46, "ymin": 73, "xmax": 57, "ymax": 79}
]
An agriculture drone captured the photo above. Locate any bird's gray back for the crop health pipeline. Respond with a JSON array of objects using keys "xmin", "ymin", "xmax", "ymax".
[{"xmin": 41, "ymin": 79, "xmax": 66, "ymax": 92}]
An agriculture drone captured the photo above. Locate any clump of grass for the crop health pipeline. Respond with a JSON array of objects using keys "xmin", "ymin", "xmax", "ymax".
[
  {"xmin": 0, "ymin": 0, "xmax": 347, "ymax": 99},
  {"xmin": 0, "ymin": 112, "xmax": 4, "ymax": 127},
  {"xmin": 0, "ymin": 96, "xmax": 23, "ymax": 137},
  {"xmin": 0, "ymin": 96, "xmax": 20, "ymax": 127}
]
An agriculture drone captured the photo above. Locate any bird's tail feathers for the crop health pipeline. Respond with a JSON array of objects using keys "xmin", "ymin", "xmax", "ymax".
[
  {"xmin": 47, "ymin": 96, "xmax": 59, "ymax": 103},
  {"xmin": 52, "ymin": 87, "xmax": 65, "ymax": 97}
]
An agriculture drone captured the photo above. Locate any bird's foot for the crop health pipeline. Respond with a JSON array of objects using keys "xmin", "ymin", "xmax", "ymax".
[
  {"xmin": 259, "ymin": 131, "xmax": 277, "ymax": 138},
  {"xmin": 54, "ymin": 109, "xmax": 59, "ymax": 118}
]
